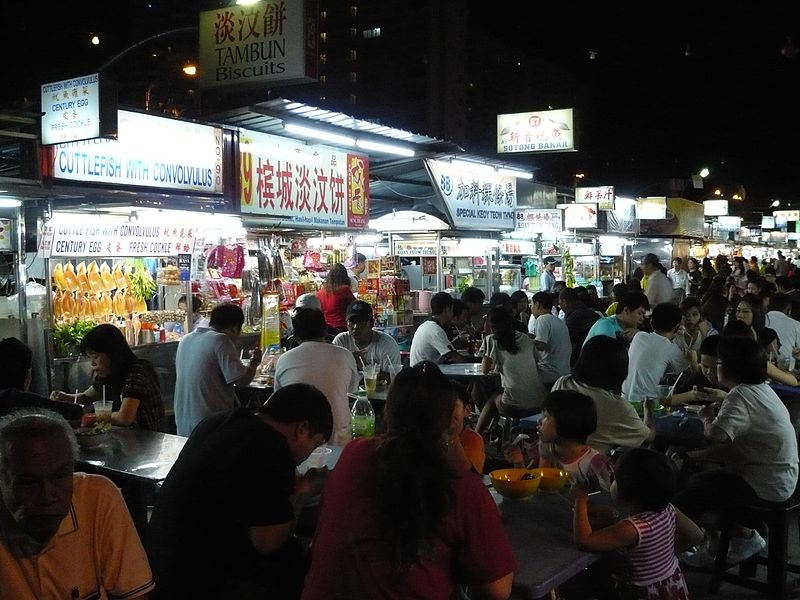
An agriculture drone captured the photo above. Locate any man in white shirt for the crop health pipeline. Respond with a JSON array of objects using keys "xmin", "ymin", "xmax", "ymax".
[
  {"xmin": 539, "ymin": 258, "xmax": 556, "ymax": 293},
  {"xmin": 766, "ymin": 293, "xmax": 800, "ymax": 371},
  {"xmin": 274, "ymin": 308, "xmax": 359, "ymax": 445},
  {"xmin": 641, "ymin": 253, "xmax": 675, "ymax": 308},
  {"xmin": 623, "ymin": 303, "xmax": 696, "ymax": 400},
  {"xmin": 528, "ymin": 291, "xmax": 571, "ymax": 388},
  {"xmin": 333, "ymin": 300, "xmax": 401, "ymax": 377},
  {"xmin": 347, "ymin": 253, "xmax": 367, "ymax": 293},
  {"xmin": 667, "ymin": 257, "xmax": 691, "ymax": 304},
  {"xmin": 410, "ymin": 292, "xmax": 467, "ymax": 365}
]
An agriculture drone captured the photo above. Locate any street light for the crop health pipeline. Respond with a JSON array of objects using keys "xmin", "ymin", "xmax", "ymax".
[{"xmin": 771, "ymin": 200, "xmax": 781, "ymax": 208}]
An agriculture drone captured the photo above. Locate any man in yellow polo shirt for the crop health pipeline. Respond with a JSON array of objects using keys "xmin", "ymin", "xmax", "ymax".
[{"xmin": 0, "ymin": 410, "xmax": 155, "ymax": 599}]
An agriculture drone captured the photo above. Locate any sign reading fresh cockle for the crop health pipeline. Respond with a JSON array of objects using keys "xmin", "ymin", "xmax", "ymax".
[
  {"xmin": 39, "ymin": 220, "xmax": 197, "ymax": 258},
  {"xmin": 47, "ymin": 110, "xmax": 224, "ymax": 193},
  {"xmin": 426, "ymin": 159, "xmax": 516, "ymax": 231}
]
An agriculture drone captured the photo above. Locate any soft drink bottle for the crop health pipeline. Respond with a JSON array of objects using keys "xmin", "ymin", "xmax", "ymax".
[{"xmin": 351, "ymin": 393, "xmax": 376, "ymax": 439}]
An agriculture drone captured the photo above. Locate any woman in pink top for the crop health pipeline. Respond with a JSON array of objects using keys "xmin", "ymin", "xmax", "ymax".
[
  {"xmin": 316, "ymin": 263, "xmax": 356, "ymax": 336},
  {"xmin": 573, "ymin": 448, "xmax": 703, "ymax": 599}
]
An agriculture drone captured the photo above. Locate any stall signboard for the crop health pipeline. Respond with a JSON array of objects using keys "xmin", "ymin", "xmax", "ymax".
[
  {"xmin": 47, "ymin": 110, "xmax": 224, "ymax": 193},
  {"xmin": 636, "ymin": 197, "xmax": 667, "ymax": 220},
  {"xmin": 638, "ymin": 198, "xmax": 704, "ymax": 238},
  {"xmin": 567, "ymin": 242, "xmax": 595, "ymax": 256},
  {"xmin": 774, "ymin": 210, "xmax": 800, "ymax": 226},
  {"xmin": 717, "ymin": 216, "xmax": 742, "ymax": 232},
  {"xmin": 501, "ymin": 240, "xmax": 535, "ymax": 255},
  {"xmin": 239, "ymin": 130, "xmax": 370, "ymax": 229},
  {"xmin": 563, "ymin": 204, "xmax": 598, "ymax": 229},
  {"xmin": 39, "ymin": 219, "xmax": 196, "ymax": 258},
  {"xmin": 576, "ymin": 186, "xmax": 614, "ymax": 210},
  {"xmin": 40, "ymin": 73, "xmax": 118, "ymax": 145},
  {"xmin": 394, "ymin": 241, "xmax": 437, "ymax": 256},
  {"xmin": 426, "ymin": 159, "xmax": 516, "ymax": 230},
  {"xmin": 496, "ymin": 108, "xmax": 575, "ymax": 154},
  {"xmin": 514, "ymin": 209, "xmax": 562, "ymax": 234},
  {"xmin": 198, "ymin": 0, "xmax": 318, "ymax": 90},
  {"xmin": 762, "ymin": 215, "xmax": 776, "ymax": 229},
  {"xmin": 703, "ymin": 199, "xmax": 729, "ymax": 216}
]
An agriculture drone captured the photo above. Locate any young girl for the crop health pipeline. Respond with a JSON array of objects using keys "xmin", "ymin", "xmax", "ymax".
[
  {"xmin": 527, "ymin": 389, "xmax": 613, "ymax": 493},
  {"xmin": 573, "ymin": 447, "xmax": 703, "ymax": 599}
]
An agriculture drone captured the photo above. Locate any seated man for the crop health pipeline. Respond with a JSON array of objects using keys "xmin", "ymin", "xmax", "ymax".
[
  {"xmin": 559, "ymin": 287, "xmax": 601, "ymax": 368},
  {"xmin": 528, "ymin": 291, "xmax": 572, "ymax": 389},
  {"xmin": 583, "ymin": 292, "xmax": 649, "ymax": 346},
  {"xmin": 623, "ymin": 303, "xmax": 697, "ymax": 401},
  {"xmin": 0, "ymin": 409, "xmax": 154, "ymax": 599},
  {"xmin": 147, "ymin": 384, "xmax": 333, "ymax": 600},
  {"xmin": 332, "ymin": 300, "xmax": 401, "ymax": 378},
  {"xmin": 410, "ymin": 292, "xmax": 468, "ymax": 365},
  {"xmin": 274, "ymin": 308, "xmax": 359, "ymax": 445},
  {"xmin": 0, "ymin": 337, "xmax": 82, "ymax": 422}
]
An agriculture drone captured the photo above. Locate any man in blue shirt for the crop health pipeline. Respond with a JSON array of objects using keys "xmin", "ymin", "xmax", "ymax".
[
  {"xmin": 539, "ymin": 258, "xmax": 556, "ymax": 293},
  {"xmin": 583, "ymin": 292, "xmax": 649, "ymax": 346}
]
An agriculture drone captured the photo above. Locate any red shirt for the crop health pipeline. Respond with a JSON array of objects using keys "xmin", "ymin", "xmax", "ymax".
[
  {"xmin": 317, "ymin": 285, "xmax": 356, "ymax": 329},
  {"xmin": 301, "ymin": 437, "xmax": 516, "ymax": 600}
]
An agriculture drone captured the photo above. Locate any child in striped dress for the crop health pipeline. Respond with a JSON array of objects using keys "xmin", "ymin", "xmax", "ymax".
[{"xmin": 572, "ymin": 448, "xmax": 704, "ymax": 599}]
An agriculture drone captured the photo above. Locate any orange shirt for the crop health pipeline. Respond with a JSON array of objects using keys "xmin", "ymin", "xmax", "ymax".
[{"xmin": 460, "ymin": 426, "xmax": 486, "ymax": 474}]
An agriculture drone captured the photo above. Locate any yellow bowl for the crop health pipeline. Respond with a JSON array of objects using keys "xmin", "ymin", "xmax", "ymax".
[
  {"xmin": 489, "ymin": 468, "xmax": 541, "ymax": 499},
  {"xmin": 531, "ymin": 467, "xmax": 570, "ymax": 491}
]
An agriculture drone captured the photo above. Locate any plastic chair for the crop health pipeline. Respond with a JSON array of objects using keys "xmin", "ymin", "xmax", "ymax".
[{"xmin": 710, "ymin": 494, "xmax": 800, "ymax": 599}]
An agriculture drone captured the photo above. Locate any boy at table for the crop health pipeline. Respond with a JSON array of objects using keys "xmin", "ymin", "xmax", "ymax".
[{"xmin": 146, "ymin": 383, "xmax": 333, "ymax": 600}]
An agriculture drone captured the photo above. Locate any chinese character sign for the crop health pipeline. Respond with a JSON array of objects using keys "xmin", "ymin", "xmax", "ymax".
[
  {"xmin": 497, "ymin": 108, "xmax": 576, "ymax": 154},
  {"xmin": 514, "ymin": 209, "xmax": 562, "ymax": 234},
  {"xmin": 426, "ymin": 159, "xmax": 516, "ymax": 230},
  {"xmin": 575, "ymin": 185, "xmax": 615, "ymax": 210},
  {"xmin": 239, "ymin": 130, "xmax": 370, "ymax": 229},
  {"xmin": 198, "ymin": 0, "xmax": 317, "ymax": 89}
]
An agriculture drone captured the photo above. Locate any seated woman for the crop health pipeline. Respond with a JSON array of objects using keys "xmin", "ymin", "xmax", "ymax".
[
  {"xmin": 476, "ymin": 307, "xmax": 546, "ymax": 435},
  {"xmin": 722, "ymin": 318, "xmax": 798, "ymax": 386},
  {"xmin": 675, "ymin": 336, "xmax": 799, "ymax": 568},
  {"xmin": 51, "ymin": 324, "xmax": 164, "ymax": 430},
  {"xmin": 302, "ymin": 361, "xmax": 516, "ymax": 600},
  {"xmin": 552, "ymin": 335, "xmax": 655, "ymax": 454}
]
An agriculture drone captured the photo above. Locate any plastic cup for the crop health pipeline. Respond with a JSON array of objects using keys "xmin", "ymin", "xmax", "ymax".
[
  {"xmin": 364, "ymin": 376, "xmax": 377, "ymax": 395},
  {"xmin": 93, "ymin": 401, "xmax": 113, "ymax": 425},
  {"xmin": 387, "ymin": 364, "xmax": 402, "ymax": 382},
  {"xmin": 307, "ymin": 446, "xmax": 332, "ymax": 469}
]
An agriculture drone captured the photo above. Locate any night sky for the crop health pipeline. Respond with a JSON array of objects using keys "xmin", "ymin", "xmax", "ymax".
[{"xmin": 6, "ymin": 2, "xmax": 799, "ymax": 214}]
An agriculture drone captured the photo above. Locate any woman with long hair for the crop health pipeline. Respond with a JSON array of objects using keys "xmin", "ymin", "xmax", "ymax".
[
  {"xmin": 552, "ymin": 335, "xmax": 655, "ymax": 454},
  {"xmin": 687, "ymin": 257, "xmax": 702, "ymax": 296},
  {"xmin": 50, "ymin": 323, "xmax": 164, "ymax": 430},
  {"xmin": 476, "ymin": 307, "xmax": 545, "ymax": 434},
  {"xmin": 316, "ymin": 263, "xmax": 357, "ymax": 337},
  {"xmin": 701, "ymin": 257, "xmax": 716, "ymax": 280},
  {"xmin": 302, "ymin": 362, "xmax": 516, "ymax": 600}
]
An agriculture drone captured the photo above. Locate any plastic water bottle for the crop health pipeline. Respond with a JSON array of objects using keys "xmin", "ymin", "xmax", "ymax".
[{"xmin": 351, "ymin": 393, "xmax": 376, "ymax": 439}]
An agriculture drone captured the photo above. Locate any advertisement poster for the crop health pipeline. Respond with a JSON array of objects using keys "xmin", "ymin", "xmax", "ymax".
[
  {"xmin": 239, "ymin": 129, "xmax": 370, "ymax": 229},
  {"xmin": 497, "ymin": 108, "xmax": 575, "ymax": 154},
  {"xmin": 425, "ymin": 158, "xmax": 516, "ymax": 231}
]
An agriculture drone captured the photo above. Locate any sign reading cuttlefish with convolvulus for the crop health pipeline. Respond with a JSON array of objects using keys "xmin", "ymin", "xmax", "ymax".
[
  {"xmin": 40, "ymin": 73, "xmax": 118, "ymax": 145},
  {"xmin": 496, "ymin": 108, "xmax": 576, "ymax": 154},
  {"xmin": 47, "ymin": 110, "xmax": 224, "ymax": 194},
  {"xmin": 198, "ymin": 0, "xmax": 319, "ymax": 89},
  {"xmin": 425, "ymin": 159, "xmax": 516, "ymax": 231}
]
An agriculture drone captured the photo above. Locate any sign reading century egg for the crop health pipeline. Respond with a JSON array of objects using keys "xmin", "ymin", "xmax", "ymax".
[
  {"xmin": 40, "ymin": 73, "xmax": 118, "ymax": 145},
  {"xmin": 238, "ymin": 130, "xmax": 370, "ymax": 229},
  {"xmin": 47, "ymin": 110, "xmax": 224, "ymax": 193},
  {"xmin": 198, "ymin": 0, "xmax": 318, "ymax": 89},
  {"xmin": 497, "ymin": 108, "xmax": 575, "ymax": 154}
]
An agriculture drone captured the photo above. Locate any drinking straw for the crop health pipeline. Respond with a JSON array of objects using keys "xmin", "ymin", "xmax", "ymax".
[
  {"xmin": 74, "ymin": 389, "xmax": 79, "ymax": 403},
  {"xmin": 102, "ymin": 385, "xmax": 106, "ymax": 403},
  {"xmin": 357, "ymin": 354, "xmax": 366, "ymax": 370},
  {"xmin": 667, "ymin": 371, "xmax": 684, "ymax": 400}
]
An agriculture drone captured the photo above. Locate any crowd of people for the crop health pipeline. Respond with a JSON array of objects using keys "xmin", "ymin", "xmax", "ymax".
[{"xmin": 2, "ymin": 250, "xmax": 800, "ymax": 598}]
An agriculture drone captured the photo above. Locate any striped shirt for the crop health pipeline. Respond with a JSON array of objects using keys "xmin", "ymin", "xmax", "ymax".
[{"xmin": 626, "ymin": 504, "xmax": 679, "ymax": 586}]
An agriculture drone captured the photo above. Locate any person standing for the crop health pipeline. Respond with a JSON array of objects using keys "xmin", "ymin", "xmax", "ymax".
[
  {"xmin": 347, "ymin": 253, "xmax": 367, "ymax": 293},
  {"xmin": 332, "ymin": 300, "xmax": 401, "ymax": 376},
  {"xmin": 147, "ymin": 384, "xmax": 333, "ymax": 600},
  {"xmin": 686, "ymin": 257, "xmax": 702, "ymax": 296},
  {"xmin": 275, "ymin": 308, "xmax": 359, "ymax": 446},
  {"xmin": 317, "ymin": 263, "xmax": 357, "ymax": 337},
  {"xmin": 641, "ymin": 253, "xmax": 674, "ymax": 307},
  {"xmin": 0, "ymin": 409, "xmax": 155, "ymax": 599},
  {"xmin": 173, "ymin": 303, "xmax": 261, "ymax": 437},
  {"xmin": 667, "ymin": 257, "xmax": 690, "ymax": 304},
  {"xmin": 539, "ymin": 257, "xmax": 557, "ymax": 293},
  {"xmin": 776, "ymin": 250, "xmax": 791, "ymax": 277}
]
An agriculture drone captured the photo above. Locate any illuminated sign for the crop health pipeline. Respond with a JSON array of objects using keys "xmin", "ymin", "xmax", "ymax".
[
  {"xmin": 514, "ymin": 209, "xmax": 562, "ymax": 234},
  {"xmin": 703, "ymin": 199, "xmax": 729, "ymax": 216},
  {"xmin": 636, "ymin": 197, "xmax": 667, "ymax": 220},
  {"xmin": 41, "ymin": 73, "xmax": 117, "ymax": 145},
  {"xmin": 563, "ymin": 204, "xmax": 598, "ymax": 229},
  {"xmin": 576, "ymin": 186, "xmax": 614, "ymax": 210},
  {"xmin": 496, "ymin": 108, "xmax": 575, "ymax": 154}
]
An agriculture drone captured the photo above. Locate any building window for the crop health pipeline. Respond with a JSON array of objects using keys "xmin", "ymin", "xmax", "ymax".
[
  {"xmin": 362, "ymin": 27, "xmax": 381, "ymax": 39},
  {"xmin": 319, "ymin": 75, "xmax": 327, "ymax": 85},
  {"xmin": 349, "ymin": 28, "xmax": 357, "ymax": 38},
  {"xmin": 349, "ymin": 71, "xmax": 357, "ymax": 83},
  {"xmin": 349, "ymin": 49, "xmax": 357, "ymax": 61},
  {"xmin": 349, "ymin": 93, "xmax": 357, "ymax": 105},
  {"xmin": 320, "ymin": 53, "xmax": 327, "ymax": 65},
  {"xmin": 349, "ymin": 6, "xmax": 358, "ymax": 17},
  {"xmin": 320, "ymin": 32, "xmax": 327, "ymax": 44},
  {"xmin": 320, "ymin": 10, "xmax": 326, "ymax": 21}
]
